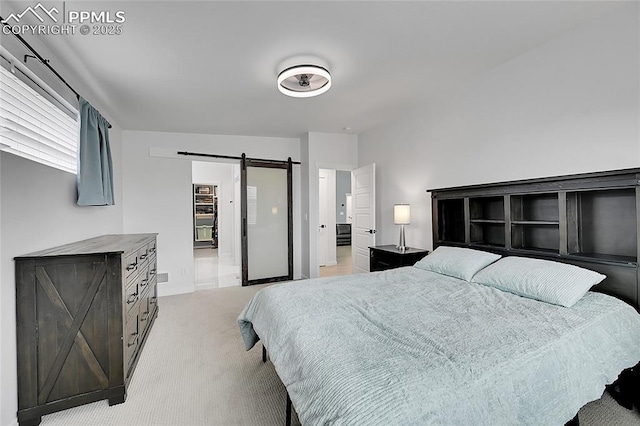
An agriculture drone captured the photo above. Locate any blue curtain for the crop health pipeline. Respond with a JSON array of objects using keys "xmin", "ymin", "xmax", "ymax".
[{"xmin": 77, "ymin": 97, "xmax": 114, "ymax": 206}]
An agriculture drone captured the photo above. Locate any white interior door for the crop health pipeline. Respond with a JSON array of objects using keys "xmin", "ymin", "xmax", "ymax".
[
  {"xmin": 318, "ymin": 174, "xmax": 328, "ymax": 267},
  {"xmin": 351, "ymin": 164, "xmax": 376, "ymax": 273}
]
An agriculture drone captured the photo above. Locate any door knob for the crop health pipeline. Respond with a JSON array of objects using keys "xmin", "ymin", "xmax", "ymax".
[
  {"xmin": 320, "ymin": 225, "xmax": 326, "ymax": 228},
  {"xmin": 368, "ymin": 229, "xmax": 376, "ymax": 234}
]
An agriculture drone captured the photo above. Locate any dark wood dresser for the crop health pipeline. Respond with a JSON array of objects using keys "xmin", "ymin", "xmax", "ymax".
[
  {"xmin": 15, "ymin": 234, "xmax": 159, "ymax": 426},
  {"xmin": 370, "ymin": 245, "xmax": 429, "ymax": 272}
]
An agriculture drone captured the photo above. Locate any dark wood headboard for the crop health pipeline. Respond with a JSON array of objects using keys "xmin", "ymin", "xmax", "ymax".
[{"xmin": 429, "ymin": 168, "xmax": 640, "ymax": 309}]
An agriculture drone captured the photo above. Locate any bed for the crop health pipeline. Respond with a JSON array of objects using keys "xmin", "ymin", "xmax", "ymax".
[
  {"xmin": 239, "ymin": 256, "xmax": 640, "ymax": 425},
  {"xmin": 238, "ymin": 169, "xmax": 640, "ymax": 425}
]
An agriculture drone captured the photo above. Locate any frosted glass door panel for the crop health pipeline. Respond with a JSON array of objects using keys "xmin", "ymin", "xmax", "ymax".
[{"xmin": 247, "ymin": 166, "xmax": 289, "ymax": 281}]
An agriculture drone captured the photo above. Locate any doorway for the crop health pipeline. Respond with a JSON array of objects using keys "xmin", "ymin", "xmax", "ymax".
[
  {"xmin": 192, "ymin": 161, "xmax": 241, "ymax": 289},
  {"xmin": 319, "ymin": 169, "xmax": 353, "ymax": 277}
]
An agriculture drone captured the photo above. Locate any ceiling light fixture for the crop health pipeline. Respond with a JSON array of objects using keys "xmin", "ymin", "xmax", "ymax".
[{"xmin": 277, "ymin": 64, "xmax": 331, "ymax": 98}]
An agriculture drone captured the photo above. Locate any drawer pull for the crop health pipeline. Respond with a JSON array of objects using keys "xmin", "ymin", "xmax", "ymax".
[
  {"xmin": 149, "ymin": 246, "xmax": 156, "ymax": 254},
  {"xmin": 127, "ymin": 333, "xmax": 138, "ymax": 347},
  {"xmin": 126, "ymin": 293, "xmax": 138, "ymax": 304},
  {"xmin": 140, "ymin": 253, "xmax": 148, "ymax": 260},
  {"xmin": 150, "ymin": 268, "xmax": 157, "ymax": 276},
  {"xmin": 150, "ymin": 296, "xmax": 157, "ymax": 305},
  {"xmin": 141, "ymin": 312, "xmax": 149, "ymax": 322},
  {"xmin": 126, "ymin": 261, "xmax": 137, "ymax": 271},
  {"xmin": 140, "ymin": 278, "xmax": 149, "ymax": 287}
]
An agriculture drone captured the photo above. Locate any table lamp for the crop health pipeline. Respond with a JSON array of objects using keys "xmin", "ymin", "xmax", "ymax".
[{"xmin": 394, "ymin": 204, "xmax": 410, "ymax": 252}]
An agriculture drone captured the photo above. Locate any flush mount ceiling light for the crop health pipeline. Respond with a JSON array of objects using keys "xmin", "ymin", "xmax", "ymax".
[{"xmin": 277, "ymin": 64, "xmax": 331, "ymax": 98}]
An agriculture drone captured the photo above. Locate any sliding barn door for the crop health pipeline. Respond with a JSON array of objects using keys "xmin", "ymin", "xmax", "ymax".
[{"xmin": 241, "ymin": 155, "xmax": 293, "ymax": 285}]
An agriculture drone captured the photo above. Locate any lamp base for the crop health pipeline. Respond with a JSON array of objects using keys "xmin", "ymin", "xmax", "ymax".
[{"xmin": 397, "ymin": 225, "xmax": 408, "ymax": 252}]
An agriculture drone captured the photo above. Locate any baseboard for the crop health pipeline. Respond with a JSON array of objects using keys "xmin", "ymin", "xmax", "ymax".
[
  {"xmin": 325, "ymin": 261, "xmax": 338, "ymax": 267},
  {"xmin": 157, "ymin": 284, "xmax": 194, "ymax": 297}
]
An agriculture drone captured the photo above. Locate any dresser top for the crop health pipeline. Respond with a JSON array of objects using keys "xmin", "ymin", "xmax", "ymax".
[{"xmin": 15, "ymin": 234, "xmax": 157, "ymax": 259}]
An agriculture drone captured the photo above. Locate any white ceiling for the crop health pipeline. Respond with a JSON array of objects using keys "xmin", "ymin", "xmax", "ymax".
[{"xmin": 9, "ymin": 1, "xmax": 627, "ymax": 137}]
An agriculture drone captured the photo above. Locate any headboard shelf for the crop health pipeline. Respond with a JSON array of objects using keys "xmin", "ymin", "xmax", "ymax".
[{"xmin": 430, "ymin": 168, "xmax": 640, "ymax": 308}]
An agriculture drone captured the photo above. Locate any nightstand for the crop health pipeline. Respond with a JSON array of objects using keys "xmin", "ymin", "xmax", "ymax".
[{"xmin": 369, "ymin": 245, "xmax": 429, "ymax": 272}]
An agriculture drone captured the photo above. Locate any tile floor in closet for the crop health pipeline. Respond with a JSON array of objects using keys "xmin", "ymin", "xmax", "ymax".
[{"xmin": 194, "ymin": 248, "xmax": 241, "ymax": 289}]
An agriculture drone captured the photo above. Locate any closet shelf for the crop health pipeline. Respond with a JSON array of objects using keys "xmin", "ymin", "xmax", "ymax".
[
  {"xmin": 511, "ymin": 220, "xmax": 559, "ymax": 226},
  {"xmin": 193, "ymin": 184, "xmax": 218, "ymax": 248}
]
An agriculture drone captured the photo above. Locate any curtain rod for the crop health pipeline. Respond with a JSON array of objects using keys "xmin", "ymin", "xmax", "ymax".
[
  {"xmin": 1, "ymin": 17, "xmax": 79, "ymax": 99},
  {"xmin": 178, "ymin": 151, "xmax": 301, "ymax": 165},
  {"xmin": 1, "ymin": 16, "xmax": 112, "ymax": 129}
]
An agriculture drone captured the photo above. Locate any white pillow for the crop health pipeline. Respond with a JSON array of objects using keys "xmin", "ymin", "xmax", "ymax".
[
  {"xmin": 413, "ymin": 246, "xmax": 501, "ymax": 281},
  {"xmin": 472, "ymin": 256, "xmax": 606, "ymax": 307}
]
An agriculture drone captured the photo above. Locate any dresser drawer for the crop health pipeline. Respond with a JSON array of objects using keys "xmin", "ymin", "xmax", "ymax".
[
  {"xmin": 124, "ymin": 251, "xmax": 138, "ymax": 278},
  {"xmin": 149, "ymin": 281, "xmax": 158, "ymax": 315},
  {"xmin": 148, "ymin": 239, "xmax": 157, "ymax": 258},
  {"xmin": 138, "ymin": 244, "xmax": 150, "ymax": 267},
  {"xmin": 138, "ymin": 266, "xmax": 151, "ymax": 293},
  {"xmin": 125, "ymin": 314, "xmax": 139, "ymax": 373},
  {"xmin": 139, "ymin": 293, "xmax": 152, "ymax": 335},
  {"xmin": 148, "ymin": 257, "xmax": 157, "ymax": 282},
  {"xmin": 124, "ymin": 276, "xmax": 140, "ymax": 316}
]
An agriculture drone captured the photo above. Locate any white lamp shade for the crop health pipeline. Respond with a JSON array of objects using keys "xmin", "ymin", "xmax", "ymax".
[{"xmin": 394, "ymin": 204, "xmax": 411, "ymax": 225}]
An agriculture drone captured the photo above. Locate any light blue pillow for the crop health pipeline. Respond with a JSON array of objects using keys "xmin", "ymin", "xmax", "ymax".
[
  {"xmin": 472, "ymin": 256, "xmax": 606, "ymax": 307},
  {"xmin": 413, "ymin": 246, "xmax": 501, "ymax": 281}
]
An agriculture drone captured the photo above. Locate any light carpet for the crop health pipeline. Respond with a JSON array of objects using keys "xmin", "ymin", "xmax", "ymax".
[{"xmin": 41, "ymin": 284, "xmax": 640, "ymax": 426}]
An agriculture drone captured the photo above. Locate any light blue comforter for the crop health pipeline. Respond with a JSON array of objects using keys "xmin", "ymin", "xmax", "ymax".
[{"xmin": 238, "ymin": 267, "xmax": 640, "ymax": 425}]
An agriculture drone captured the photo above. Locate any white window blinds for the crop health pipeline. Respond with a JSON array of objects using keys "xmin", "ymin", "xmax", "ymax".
[{"xmin": 0, "ymin": 66, "xmax": 79, "ymax": 174}]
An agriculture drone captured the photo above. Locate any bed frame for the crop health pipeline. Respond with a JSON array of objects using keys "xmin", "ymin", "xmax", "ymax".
[{"xmin": 430, "ymin": 167, "xmax": 640, "ymax": 310}]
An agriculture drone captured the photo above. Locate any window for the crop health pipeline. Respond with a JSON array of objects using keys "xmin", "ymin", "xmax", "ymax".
[{"xmin": 0, "ymin": 65, "xmax": 79, "ymax": 174}]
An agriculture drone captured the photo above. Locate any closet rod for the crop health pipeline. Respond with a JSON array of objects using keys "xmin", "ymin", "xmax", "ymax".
[{"xmin": 177, "ymin": 151, "xmax": 301, "ymax": 165}]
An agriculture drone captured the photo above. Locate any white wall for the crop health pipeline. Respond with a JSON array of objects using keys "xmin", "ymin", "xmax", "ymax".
[
  {"xmin": 336, "ymin": 170, "xmax": 351, "ymax": 223},
  {"xmin": 192, "ymin": 161, "xmax": 238, "ymax": 260},
  {"xmin": 300, "ymin": 134, "xmax": 310, "ymax": 278},
  {"xmin": 302, "ymin": 132, "xmax": 358, "ymax": 278},
  {"xmin": 358, "ymin": 5, "xmax": 640, "ymax": 253},
  {"xmin": 121, "ymin": 131, "xmax": 302, "ymax": 296}
]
